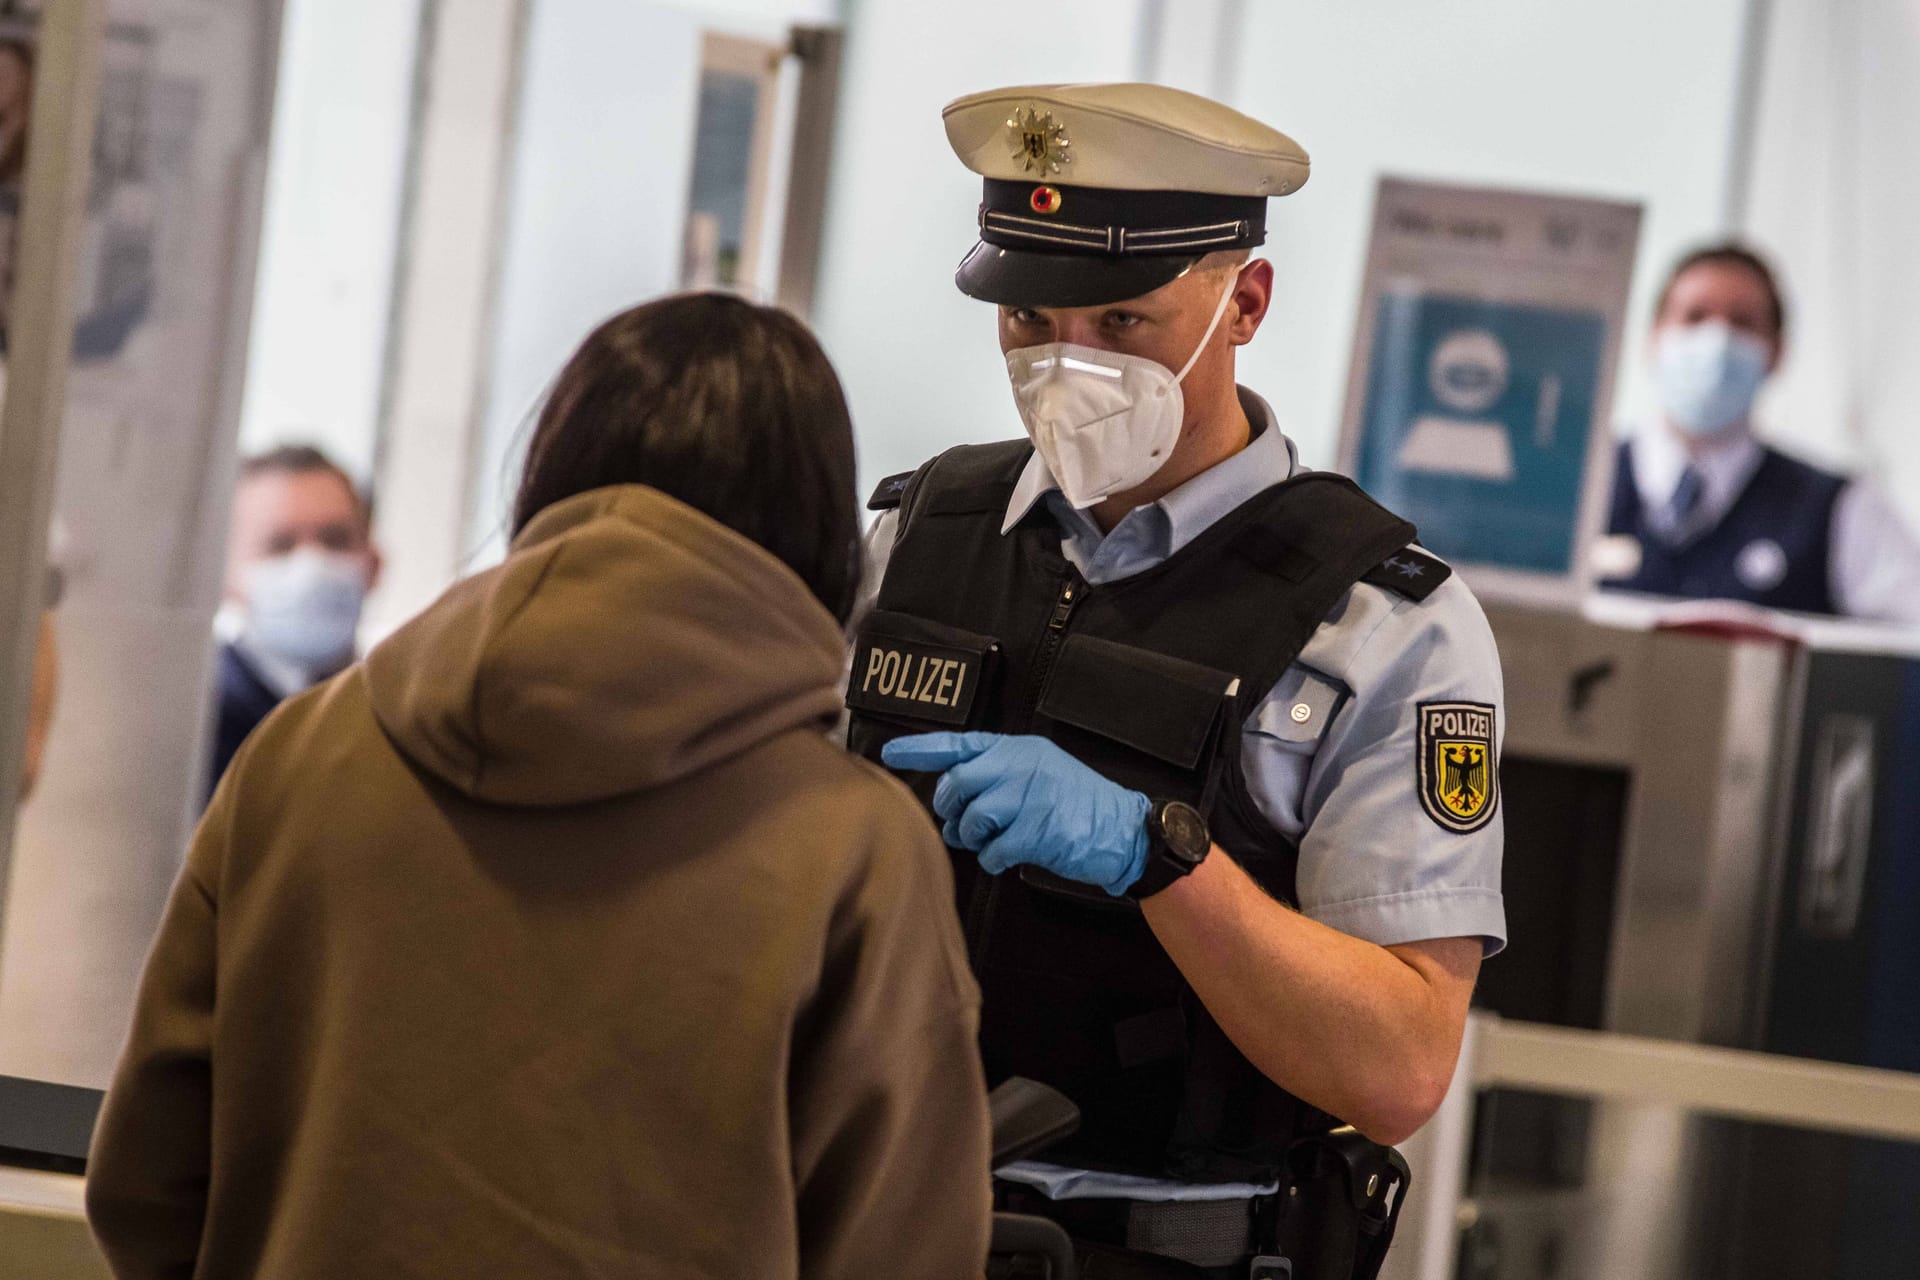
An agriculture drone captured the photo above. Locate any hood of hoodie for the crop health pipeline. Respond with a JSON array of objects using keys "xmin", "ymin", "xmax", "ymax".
[{"xmin": 365, "ymin": 485, "xmax": 849, "ymax": 806}]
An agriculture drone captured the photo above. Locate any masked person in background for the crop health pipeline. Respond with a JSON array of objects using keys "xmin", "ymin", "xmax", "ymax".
[
  {"xmin": 208, "ymin": 444, "xmax": 381, "ymax": 803},
  {"xmin": 1603, "ymin": 243, "xmax": 1920, "ymax": 623}
]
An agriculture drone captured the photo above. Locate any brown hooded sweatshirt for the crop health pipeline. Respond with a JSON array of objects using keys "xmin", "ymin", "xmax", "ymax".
[{"xmin": 86, "ymin": 486, "xmax": 990, "ymax": 1279}]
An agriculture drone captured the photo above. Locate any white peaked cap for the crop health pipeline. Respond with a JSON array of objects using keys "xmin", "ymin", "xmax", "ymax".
[{"xmin": 943, "ymin": 82, "xmax": 1309, "ymax": 197}]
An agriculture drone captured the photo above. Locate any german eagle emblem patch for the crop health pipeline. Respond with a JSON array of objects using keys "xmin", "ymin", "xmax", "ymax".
[{"xmin": 1418, "ymin": 702, "xmax": 1498, "ymax": 833}]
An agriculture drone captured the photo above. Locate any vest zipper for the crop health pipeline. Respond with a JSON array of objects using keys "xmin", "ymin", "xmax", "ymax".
[
  {"xmin": 1025, "ymin": 573, "xmax": 1084, "ymax": 722},
  {"xmin": 964, "ymin": 571, "xmax": 1087, "ymax": 960}
]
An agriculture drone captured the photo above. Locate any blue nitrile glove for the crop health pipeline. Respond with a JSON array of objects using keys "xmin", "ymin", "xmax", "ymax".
[{"xmin": 882, "ymin": 732, "xmax": 1150, "ymax": 896}]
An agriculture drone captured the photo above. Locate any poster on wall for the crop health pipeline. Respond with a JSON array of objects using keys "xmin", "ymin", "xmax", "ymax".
[
  {"xmin": 0, "ymin": 0, "xmax": 192, "ymax": 364},
  {"xmin": 1337, "ymin": 176, "xmax": 1642, "ymax": 604},
  {"xmin": 52, "ymin": 0, "xmax": 266, "ymax": 609}
]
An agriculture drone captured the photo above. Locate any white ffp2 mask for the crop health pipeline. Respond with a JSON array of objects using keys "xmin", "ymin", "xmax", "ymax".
[{"xmin": 1005, "ymin": 269, "xmax": 1239, "ymax": 509}]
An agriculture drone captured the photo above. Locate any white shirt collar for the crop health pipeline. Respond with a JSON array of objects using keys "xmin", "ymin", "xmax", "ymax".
[
  {"xmin": 218, "ymin": 604, "xmax": 318, "ymax": 699},
  {"xmin": 1001, "ymin": 448, "xmax": 1057, "ymax": 535},
  {"xmin": 1628, "ymin": 416, "xmax": 1765, "ymax": 535},
  {"xmin": 236, "ymin": 633, "xmax": 315, "ymax": 699}
]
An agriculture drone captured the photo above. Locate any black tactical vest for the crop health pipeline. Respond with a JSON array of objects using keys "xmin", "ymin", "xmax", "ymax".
[{"xmin": 846, "ymin": 440, "xmax": 1444, "ymax": 1182}]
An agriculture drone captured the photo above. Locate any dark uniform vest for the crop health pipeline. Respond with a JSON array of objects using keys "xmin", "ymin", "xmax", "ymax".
[
  {"xmin": 846, "ymin": 440, "xmax": 1446, "ymax": 1182},
  {"xmin": 1604, "ymin": 440, "xmax": 1846, "ymax": 615},
  {"xmin": 207, "ymin": 643, "xmax": 287, "ymax": 810}
]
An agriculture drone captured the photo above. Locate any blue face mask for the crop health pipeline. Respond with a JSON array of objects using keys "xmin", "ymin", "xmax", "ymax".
[
  {"xmin": 1652, "ymin": 321, "xmax": 1772, "ymax": 436},
  {"xmin": 243, "ymin": 548, "xmax": 368, "ymax": 673}
]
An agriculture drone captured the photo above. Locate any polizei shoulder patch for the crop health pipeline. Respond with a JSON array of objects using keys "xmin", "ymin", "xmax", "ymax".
[{"xmin": 1417, "ymin": 701, "xmax": 1498, "ymax": 833}]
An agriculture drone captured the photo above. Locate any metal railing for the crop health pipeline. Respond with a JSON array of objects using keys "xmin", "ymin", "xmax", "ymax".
[{"xmin": 1384, "ymin": 1013, "xmax": 1920, "ymax": 1280}]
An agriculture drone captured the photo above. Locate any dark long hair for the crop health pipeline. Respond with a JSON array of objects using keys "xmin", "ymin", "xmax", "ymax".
[{"xmin": 512, "ymin": 293, "xmax": 861, "ymax": 623}]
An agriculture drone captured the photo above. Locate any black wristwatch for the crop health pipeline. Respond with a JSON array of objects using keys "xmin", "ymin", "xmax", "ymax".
[{"xmin": 1127, "ymin": 799, "xmax": 1211, "ymax": 900}]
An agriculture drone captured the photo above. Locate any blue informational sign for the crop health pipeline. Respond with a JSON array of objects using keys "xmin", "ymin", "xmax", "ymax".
[{"xmin": 1352, "ymin": 291, "xmax": 1609, "ymax": 574}]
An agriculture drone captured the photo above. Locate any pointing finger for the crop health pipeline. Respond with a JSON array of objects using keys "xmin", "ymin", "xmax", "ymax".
[{"xmin": 881, "ymin": 731, "xmax": 1002, "ymax": 773}]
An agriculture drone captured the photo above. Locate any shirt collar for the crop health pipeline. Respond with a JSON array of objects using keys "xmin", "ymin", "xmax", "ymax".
[
  {"xmin": 1629, "ymin": 417, "xmax": 1764, "ymax": 529},
  {"xmin": 231, "ymin": 630, "xmax": 313, "ymax": 700},
  {"xmin": 1001, "ymin": 385, "xmax": 1299, "ymax": 543}
]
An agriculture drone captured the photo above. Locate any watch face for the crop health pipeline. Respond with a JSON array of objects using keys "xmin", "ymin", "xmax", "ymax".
[{"xmin": 1160, "ymin": 802, "xmax": 1209, "ymax": 864}]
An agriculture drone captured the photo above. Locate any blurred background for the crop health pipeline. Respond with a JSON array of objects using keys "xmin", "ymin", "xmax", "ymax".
[{"xmin": 2, "ymin": 2, "xmax": 1919, "ymax": 1277}]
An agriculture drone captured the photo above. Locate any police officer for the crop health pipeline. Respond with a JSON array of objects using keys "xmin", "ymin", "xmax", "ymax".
[
  {"xmin": 845, "ymin": 84, "xmax": 1506, "ymax": 1277},
  {"xmin": 1604, "ymin": 242, "xmax": 1920, "ymax": 623}
]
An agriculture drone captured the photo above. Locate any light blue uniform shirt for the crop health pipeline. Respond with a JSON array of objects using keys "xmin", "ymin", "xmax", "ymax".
[{"xmin": 857, "ymin": 386, "xmax": 1507, "ymax": 1197}]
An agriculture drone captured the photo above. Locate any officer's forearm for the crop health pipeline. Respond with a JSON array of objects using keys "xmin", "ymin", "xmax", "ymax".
[{"xmin": 1141, "ymin": 847, "xmax": 1480, "ymax": 1146}]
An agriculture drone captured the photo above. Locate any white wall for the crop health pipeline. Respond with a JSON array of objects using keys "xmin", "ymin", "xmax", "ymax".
[
  {"xmin": 253, "ymin": 0, "xmax": 1772, "ymax": 565},
  {"xmin": 1741, "ymin": 0, "xmax": 1920, "ymax": 525},
  {"xmin": 465, "ymin": 0, "xmax": 832, "ymax": 554},
  {"xmin": 810, "ymin": 0, "xmax": 1150, "ymax": 485},
  {"xmin": 238, "ymin": 0, "xmax": 421, "ymax": 481},
  {"xmin": 363, "ymin": 0, "xmax": 523, "ymax": 640},
  {"xmin": 813, "ymin": 1, "xmax": 1752, "ymax": 485},
  {"xmin": 1218, "ymin": 0, "xmax": 1751, "ymax": 469},
  {"xmin": 467, "ymin": 0, "xmax": 702, "ymax": 552}
]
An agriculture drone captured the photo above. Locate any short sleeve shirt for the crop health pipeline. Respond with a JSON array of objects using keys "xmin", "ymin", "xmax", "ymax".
[{"xmin": 858, "ymin": 387, "xmax": 1507, "ymax": 955}]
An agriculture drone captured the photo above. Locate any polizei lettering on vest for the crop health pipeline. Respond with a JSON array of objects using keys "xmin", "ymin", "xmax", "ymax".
[
  {"xmin": 861, "ymin": 646, "xmax": 967, "ymax": 709},
  {"xmin": 1430, "ymin": 707, "xmax": 1492, "ymax": 739}
]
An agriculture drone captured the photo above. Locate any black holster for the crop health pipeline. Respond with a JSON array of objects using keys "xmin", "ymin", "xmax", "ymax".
[{"xmin": 1265, "ymin": 1131, "xmax": 1411, "ymax": 1280}]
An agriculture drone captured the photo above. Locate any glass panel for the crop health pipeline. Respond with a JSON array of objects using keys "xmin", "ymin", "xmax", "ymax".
[
  {"xmin": 468, "ymin": 10, "xmax": 792, "ymax": 563},
  {"xmin": 238, "ymin": 0, "xmax": 420, "ymax": 479},
  {"xmin": 679, "ymin": 31, "xmax": 781, "ymax": 293},
  {"xmin": 682, "ymin": 67, "xmax": 760, "ymax": 289},
  {"xmin": 0, "ymin": 0, "xmax": 280, "ymax": 1090}
]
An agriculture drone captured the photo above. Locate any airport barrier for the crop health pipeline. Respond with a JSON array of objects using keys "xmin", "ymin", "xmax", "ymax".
[{"xmin": 1386, "ymin": 1013, "xmax": 1920, "ymax": 1280}]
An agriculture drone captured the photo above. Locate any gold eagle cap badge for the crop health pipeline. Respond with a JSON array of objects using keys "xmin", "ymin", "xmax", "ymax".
[
  {"xmin": 1418, "ymin": 702, "xmax": 1498, "ymax": 833},
  {"xmin": 1008, "ymin": 106, "xmax": 1072, "ymax": 176}
]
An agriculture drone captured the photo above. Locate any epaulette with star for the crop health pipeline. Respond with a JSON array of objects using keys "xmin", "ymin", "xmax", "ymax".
[
  {"xmin": 867, "ymin": 471, "xmax": 916, "ymax": 512},
  {"xmin": 1360, "ymin": 546, "xmax": 1450, "ymax": 601}
]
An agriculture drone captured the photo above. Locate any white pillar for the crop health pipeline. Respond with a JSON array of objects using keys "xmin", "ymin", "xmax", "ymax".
[{"xmin": 364, "ymin": 0, "xmax": 527, "ymax": 640}]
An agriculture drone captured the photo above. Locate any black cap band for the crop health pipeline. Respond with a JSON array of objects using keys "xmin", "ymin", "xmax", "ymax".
[{"xmin": 977, "ymin": 179, "xmax": 1266, "ymax": 258}]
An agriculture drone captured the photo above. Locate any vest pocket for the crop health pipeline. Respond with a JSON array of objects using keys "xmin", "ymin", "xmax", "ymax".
[
  {"xmin": 1020, "ymin": 635, "xmax": 1242, "ymax": 912},
  {"xmin": 1037, "ymin": 633, "xmax": 1240, "ymax": 771}
]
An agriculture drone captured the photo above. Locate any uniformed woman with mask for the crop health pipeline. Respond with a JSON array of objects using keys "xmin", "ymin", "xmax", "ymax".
[{"xmin": 1603, "ymin": 243, "xmax": 1920, "ymax": 623}]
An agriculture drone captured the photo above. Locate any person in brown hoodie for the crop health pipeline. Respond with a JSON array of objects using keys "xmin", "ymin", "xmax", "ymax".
[{"xmin": 86, "ymin": 294, "xmax": 992, "ymax": 1279}]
